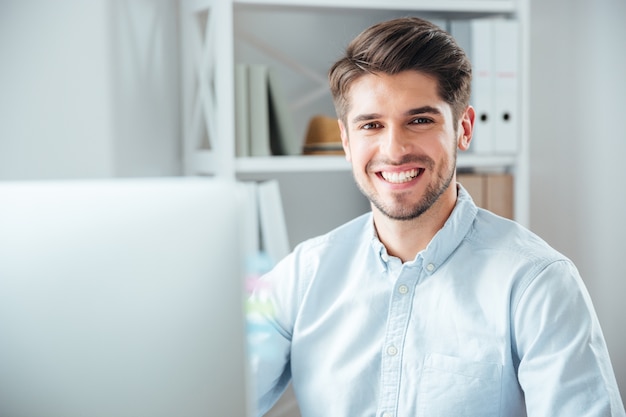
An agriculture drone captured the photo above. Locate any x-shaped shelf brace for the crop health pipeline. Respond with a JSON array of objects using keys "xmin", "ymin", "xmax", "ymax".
[
  {"xmin": 191, "ymin": 9, "xmax": 218, "ymax": 153},
  {"xmin": 235, "ymin": 27, "xmax": 329, "ymax": 112}
]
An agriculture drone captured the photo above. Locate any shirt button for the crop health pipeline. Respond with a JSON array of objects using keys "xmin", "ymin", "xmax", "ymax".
[
  {"xmin": 398, "ymin": 284, "xmax": 409, "ymax": 294},
  {"xmin": 426, "ymin": 263, "xmax": 435, "ymax": 272},
  {"xmin": 386, "ymin": 345, "xmax": 398, "ymax": 356},
  {"xmin": 382, "ymin": 412, "xmax": 393, "ymax": 417}
]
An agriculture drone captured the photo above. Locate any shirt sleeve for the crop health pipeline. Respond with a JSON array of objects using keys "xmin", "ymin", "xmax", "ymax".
[
  {"xmin": 512, "ymin": 259, "xmax": 625, "ymax": 416},
  {"xmin": 247, "ymin": 250, "xmax": 302, "ymax": 416}
]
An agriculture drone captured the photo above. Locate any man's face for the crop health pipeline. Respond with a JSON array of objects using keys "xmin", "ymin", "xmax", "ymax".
[{"xmin": 339, "ymin": 70, "xmax": 472, "ymax": 221}]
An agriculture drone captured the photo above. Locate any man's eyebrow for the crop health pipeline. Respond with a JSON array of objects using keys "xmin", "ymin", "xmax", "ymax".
[
  {"xmin": 351, "ymin": 113, "xmax": 381, "ymax": 124},
  {"xmin": 407, "ymin": 106, "xmax": 442, "ymax": 116}
]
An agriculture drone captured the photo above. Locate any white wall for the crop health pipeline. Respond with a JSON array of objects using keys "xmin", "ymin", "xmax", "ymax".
[
  {"xmin": 0, "ymin": 0, "xmax": 115, "ymax": 178},
  {"xmin": 0, "ymin": 0, "xmax": 180, "ymax": 180},
  {"xmin": 530, "ymin": 0, "xmax": 626, "ymax": 403}
]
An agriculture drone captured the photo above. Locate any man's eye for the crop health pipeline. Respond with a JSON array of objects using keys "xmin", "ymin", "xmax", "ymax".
[
  {"xmin": 411, "ymin": 117, "xmax": 432, "ymax": 124},
  {"xmin": 362, "ymin": 122, "xmax": 382, "ymax": 130}
]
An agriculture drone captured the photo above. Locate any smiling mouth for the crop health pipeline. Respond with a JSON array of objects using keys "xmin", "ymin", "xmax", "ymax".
[{"xmin": 380, "ymin": 168, "xmax": 423, "ymax": 184}]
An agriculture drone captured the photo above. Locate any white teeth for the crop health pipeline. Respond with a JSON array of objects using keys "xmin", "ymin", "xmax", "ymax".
[{"xmin": 381, "ymin": 169, "xmax": 419, "ymax": 183}]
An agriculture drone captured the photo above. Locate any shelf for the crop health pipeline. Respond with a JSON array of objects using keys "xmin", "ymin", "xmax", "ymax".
[
  {"xmin": 186, "ymin": 0, "xmax": 516, "ymax": 14},
  {"xmin": 235, "ymin": 0, "xmax": 516, "ymax": 13}
]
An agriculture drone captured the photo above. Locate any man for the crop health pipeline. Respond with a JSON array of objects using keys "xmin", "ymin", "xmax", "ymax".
[{"xmin": 248, "ymin": 17, "xmax": 625, "ymax": 416}]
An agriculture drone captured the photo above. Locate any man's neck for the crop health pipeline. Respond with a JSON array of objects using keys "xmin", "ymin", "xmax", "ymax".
[{"xmin": 373, "ymin": 190, "xmax": 457, "ymax": 263}]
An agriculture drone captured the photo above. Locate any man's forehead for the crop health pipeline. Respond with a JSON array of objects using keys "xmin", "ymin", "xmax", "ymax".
[{"xmin": 344, "ymin": 72, "xmax": 449, "ymax": 121}]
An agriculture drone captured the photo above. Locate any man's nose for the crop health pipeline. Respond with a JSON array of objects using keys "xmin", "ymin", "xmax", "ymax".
[{"xmin": 382, "ymin": 125, "xmax": 413, "ymax": 160}]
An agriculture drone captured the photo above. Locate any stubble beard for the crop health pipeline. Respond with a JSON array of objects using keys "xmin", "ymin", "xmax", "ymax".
[{"xmin": 354, "ymin": 151, "xmax": 457, "ymax": 221}]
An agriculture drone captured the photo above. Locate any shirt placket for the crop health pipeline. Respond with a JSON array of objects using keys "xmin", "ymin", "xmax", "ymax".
[{"xmin": 377, "ymin": 260, "xmax": 421, "ymax": 417}]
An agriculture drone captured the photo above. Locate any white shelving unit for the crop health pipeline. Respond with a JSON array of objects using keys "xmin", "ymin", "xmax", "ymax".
[
  {"xmin": 178, "ymin": 2, "xmax": 529, "ymax": 413},
  {"xmin": 179, "ymin": 0, "xmax": 530, "ymax": 234}
]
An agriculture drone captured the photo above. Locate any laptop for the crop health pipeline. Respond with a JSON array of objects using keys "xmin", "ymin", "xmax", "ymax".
[{"xmin": 0, "ymin": 178, "xmax": 254, "ymax": 417}]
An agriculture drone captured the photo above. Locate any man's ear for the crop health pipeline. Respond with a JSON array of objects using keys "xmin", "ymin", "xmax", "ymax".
[
  {"xmin": 458, "ymin": 106, "xmax": 475, "ymax": 151},
  {"xmin": 339, "ymin": 119, "xmax": 351, "ymax": 162}
]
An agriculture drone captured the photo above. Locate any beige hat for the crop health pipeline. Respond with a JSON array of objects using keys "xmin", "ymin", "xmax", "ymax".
[{"xmin": 302, "ymin": 115, "xmax": 344, "ymax": 155}]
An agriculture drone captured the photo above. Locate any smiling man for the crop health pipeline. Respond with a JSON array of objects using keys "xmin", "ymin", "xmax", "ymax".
[
  {"xmin": 337, "ymin": 69, "xmax": 472, "ymax": 261},
  {"xmin": 248, "ymin": 17, "xmax": 625, "ymax": 417}
]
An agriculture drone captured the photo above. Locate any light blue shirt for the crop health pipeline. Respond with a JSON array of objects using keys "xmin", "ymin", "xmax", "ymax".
[{"xmin": 247, "ymin": 185, "xmax": 625, "ymax": 417}]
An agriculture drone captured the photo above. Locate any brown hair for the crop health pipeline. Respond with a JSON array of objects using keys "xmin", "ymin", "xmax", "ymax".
[{"xmin": 329, "ymin": 17, "xmax": 472, "ymax": 124}]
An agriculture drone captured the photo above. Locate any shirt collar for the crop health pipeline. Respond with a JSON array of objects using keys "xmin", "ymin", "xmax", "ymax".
[{"xmin": 421, "ymin": 183, "xmax": 477, "ymax": 274}]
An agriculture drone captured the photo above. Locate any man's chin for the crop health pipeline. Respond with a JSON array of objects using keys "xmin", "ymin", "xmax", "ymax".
[{"xmin": 373, "ymin": 201, "xmax": 429, "ymax": 222}]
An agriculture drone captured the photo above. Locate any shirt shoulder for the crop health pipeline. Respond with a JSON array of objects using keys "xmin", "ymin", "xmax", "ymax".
[
  {"xmin": 269, "ymin": 211, "xmax": 374, "ymax": 292},
  {"xmin": 468, "ymin": 207, "xmax": 568, "ymax": 264}
]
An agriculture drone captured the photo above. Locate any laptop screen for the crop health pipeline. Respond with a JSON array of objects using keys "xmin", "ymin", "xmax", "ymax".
[{"xmin": 0, "ymin": 178, "xmax": 253, "ymax": 417}]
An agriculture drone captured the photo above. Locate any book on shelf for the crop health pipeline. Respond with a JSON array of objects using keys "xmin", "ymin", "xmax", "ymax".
[
  {"xmin": 235, "ymin": 64, "xmax": 250, "ymax": 158},
  {"xmin": 240, "ymin": 181, "xmax": 261, "ymax": 260},
  {"xmin": 247, "ymin": 64, "xmax": 272, "ymax": 157},
  {"xmin": 256, "ymin": 180, "xmax": 290, "ymax": 266},
  {"xmin": 239, "ymin": 180, "xmax": 290, "ymax": 267},
  {"xmin": 450, "ymin": 18, "xmax": 495, "ymax": 154},
  {"xmin": 492, "ymin": 19, "xmax": 519, "ymax": 154},
  {"xmin": 235, "ymin": 63, "xmax": 298, "ymax": 157},
  {"xmin": 267, "ymin": 67, "xmax": 298, "ymax": 156}
]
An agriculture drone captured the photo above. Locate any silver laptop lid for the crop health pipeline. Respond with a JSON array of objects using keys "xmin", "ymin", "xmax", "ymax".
[{"xmin": 0, "ymin": 178, "xmax": 252, "ymax": 417}]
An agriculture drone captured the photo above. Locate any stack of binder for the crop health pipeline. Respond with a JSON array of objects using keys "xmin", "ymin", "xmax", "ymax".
[
  {"xmin": 450, "ymin": 18, "xmax": 520, "ymax": 155},
  {"xmin": 240, "ymin": 180, "xmax": 291, "ymax": 267},
  {"xmin": 235, "ymin": 64, "xmax": 298, "ymax": 157}
]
